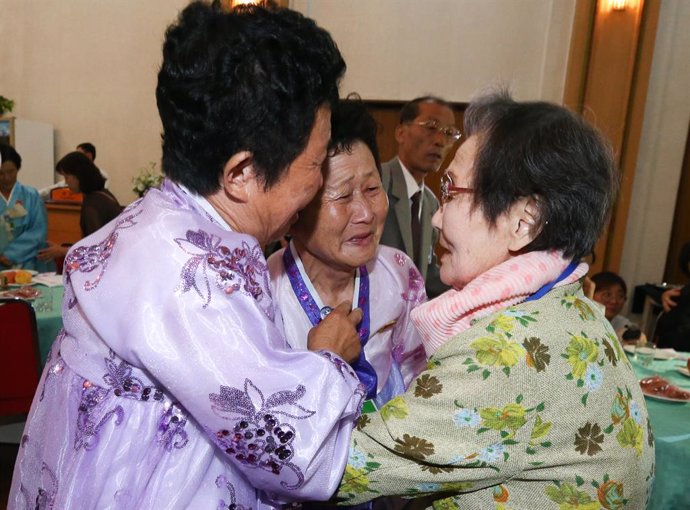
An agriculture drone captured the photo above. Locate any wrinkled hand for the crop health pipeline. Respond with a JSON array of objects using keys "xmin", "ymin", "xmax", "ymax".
[
  {"xmin": 661, "ymin": 287, "xmax": 681, "ymax": 313},
  {"xmin": 37, "ymin": 241, "xmax": 69, "ymax": 262},
  {"xmin": 307, "ymin": 301, "xmax": 363, "ymax": 364}
]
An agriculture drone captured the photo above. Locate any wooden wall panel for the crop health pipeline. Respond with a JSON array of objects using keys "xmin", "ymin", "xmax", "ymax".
[{"xmin": 564, "ymin": 0, "xmax": 659, "ymax": 274}]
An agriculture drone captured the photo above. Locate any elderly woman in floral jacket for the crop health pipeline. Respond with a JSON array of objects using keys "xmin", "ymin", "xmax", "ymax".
[{"xmin": 334, "ymin": 91, "xmax": 654, "ymax": 510}]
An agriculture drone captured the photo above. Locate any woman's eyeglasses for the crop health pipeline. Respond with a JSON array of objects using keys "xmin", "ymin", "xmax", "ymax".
[
  {"xmin": 440, "ymin": 173, "xmax": 474, "ymax": 204},
  {"xmin": 413, "ymin": 120, "xmax": 462, "ymax": 142}
]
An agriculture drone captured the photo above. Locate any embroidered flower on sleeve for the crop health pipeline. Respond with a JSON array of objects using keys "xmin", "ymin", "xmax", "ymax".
[
  {"xmin": 470, "ymin": 333, "xmax": 526, "ymax": 368},
  {"xmin": 348, "ymin": 446, "xmax": 368, "ymax": 469},
  {"xmin": 380, "ymin": 395, "xmax": 409, "ymax": 421},
  {"xmin": 478, "ymin": 442, "xmax": 505, "ymax": 463},
  {"xmin": 414, "ymin": 374, "xmax": 443, "ymax": 398},
  {"xmin": 584, "ymin": 364, "xmax": 603, "ymax": 392},
  {"xmin": 453, "ymin": 408, "xmax": 481, "ymax": 428},
  {"xmin": 564, "ymin": 334, "xmax": 599, "ymax": 379},
  {"xmin": 393, "ymin": 434, "xmax": 434, "ymax": 460}
]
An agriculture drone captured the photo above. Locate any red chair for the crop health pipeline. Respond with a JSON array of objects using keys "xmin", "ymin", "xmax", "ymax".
[{"xmin": 0, "ymin": 298, "xmax": 41, "ymax": 415}]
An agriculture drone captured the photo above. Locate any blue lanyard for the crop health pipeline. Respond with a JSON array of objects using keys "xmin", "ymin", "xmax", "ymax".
[
  {"xmin": 282, "ymin": 245, "xmax": 378, "ymax": 399},
  {"xmin": 524, "ymin": 260, "xmax": 579, "ymax": 302}
]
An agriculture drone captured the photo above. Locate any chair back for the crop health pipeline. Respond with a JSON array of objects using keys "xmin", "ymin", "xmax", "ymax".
[{"xmin": 0, "ymin": 297, "xmax": 42, "ymax": 415}]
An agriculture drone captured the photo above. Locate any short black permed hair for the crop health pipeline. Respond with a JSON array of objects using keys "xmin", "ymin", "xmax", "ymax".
[{"xmin": 156, "ymin": 1, "xmax": 346, "ymax": 196}]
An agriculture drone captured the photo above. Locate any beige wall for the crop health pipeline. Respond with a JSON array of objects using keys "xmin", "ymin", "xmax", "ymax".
[
  {"xmin": 0, "ymin": 0, "xmax": 188, "ymax": 203},
  {"xmin": 293, "ymin": 0, "xmax": 575, "ymax": 103},
  {"xmin": 1, "ymin": 0, "xmax": 575, "ymax": 203}
]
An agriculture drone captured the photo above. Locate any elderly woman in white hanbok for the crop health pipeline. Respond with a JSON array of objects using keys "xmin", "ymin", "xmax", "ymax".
[{"xmin": 269, "ymin": 98, "xmax": 427, "ymax": 411}]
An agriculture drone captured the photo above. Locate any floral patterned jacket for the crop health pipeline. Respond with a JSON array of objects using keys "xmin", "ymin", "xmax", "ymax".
[{"xmin": 336, "ymin": 282, "xmax": 655, "ymax": 510}]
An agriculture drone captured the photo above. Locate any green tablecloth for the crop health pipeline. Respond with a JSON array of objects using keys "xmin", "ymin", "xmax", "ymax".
[
  {"xmin": 32, "ymin": 285, "xmax": 64, "ymax": 366},
  {"xmin": 630, "ymin": 353, "xmax": 690, "ymax": 509}
]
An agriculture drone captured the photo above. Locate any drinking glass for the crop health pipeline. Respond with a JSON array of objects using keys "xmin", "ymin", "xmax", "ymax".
[{"xmin": 635, "ymin": 341, "xmax": 655, "ymax": 368}]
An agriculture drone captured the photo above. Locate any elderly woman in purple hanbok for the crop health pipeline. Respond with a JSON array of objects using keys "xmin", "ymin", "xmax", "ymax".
[
  {"xmin": 269, "ymin": 98, "xmax": 427, "ymax": 412},
  {"xmin": 10, "ymin": 3, "xmax": 368, "ymax": 509}
]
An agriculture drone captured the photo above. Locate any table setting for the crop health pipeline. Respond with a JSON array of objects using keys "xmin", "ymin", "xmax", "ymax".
[
  {"xmin": 1, "ymin": 269, "xmax": 64, "ymax": 365},
  {"xmin": 624, "ymin": 341, "xmax": 690, "ymax": 508}
]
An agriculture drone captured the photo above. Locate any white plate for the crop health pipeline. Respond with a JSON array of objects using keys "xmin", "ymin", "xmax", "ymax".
[
  {"xmin": 0, "ymin": 269, "xmax": 38, "ymax": 276},
  {"xmin": 641, "ymin": 389, "xmax": 690, "ymax": 404},
  {"xmin": 676, "ymin": 367, "xmax": 690, "ymax": 378},
  {"xmin": 0, "ymin": 269, "xmax": 38, "ymax": 287}
]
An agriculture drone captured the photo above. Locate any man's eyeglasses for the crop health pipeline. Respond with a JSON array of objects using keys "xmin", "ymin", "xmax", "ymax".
[
  {"xmin": 413, "ymin": 120, "xmax": 462, "ymax": 142},
  {"xmin": 440, "ymin": 173, "xmax": 474, "ymax": 204}
]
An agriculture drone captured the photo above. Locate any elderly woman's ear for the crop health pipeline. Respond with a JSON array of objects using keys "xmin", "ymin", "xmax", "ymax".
[
  {"xmin": 507, "ymin": 195, "xmax": 542, "ymax": 252},
  {"xmin": 220, "ymin": 151, "xmax": 254, "ymax": 202}
]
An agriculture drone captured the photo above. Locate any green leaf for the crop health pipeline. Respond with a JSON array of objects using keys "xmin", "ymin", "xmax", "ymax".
[
  {"xmin": 603, "ymin": 473, "xmax": 609, "ymax": 482},
  {"xmin": 541, "ymin": 441, "xmax": 552, "ymax": 447},
  {"xmin": 575, "ymin": 476, "xmax": 584, "ymax": 487},
  {"xmin": 526, "ymin": 447, "xmax": 537, "ymax": 455},
  {"xmin": 565, "ymin": 373, "xmax": 574, "ymax": 380},
  {"xmin": 477, "ymin": 427, "xmax": 490, "ymax": 434},
  {"xmin": 529, "ymin": 461, "xmax": 544, "ymax": 466},
  {"xmin": 467, "ymin": 365, "xmax": 480, "ymax": 373},
  {"xmin": 604, "ymin": 424, "xmax": 614, "ymax": 434},
  {"xmin": 502, "ymin": 366, "xmax": 511, "ymax": 376},
  {"xmin": 366, "ymin": 461, "xmax": 381, "ymax": 469},
  {"xmin": 500, "ymin": 430, "xmax": 509, "ymax": 438},
  {"xmin": 503, "ymin": 452, "xmax": 509, "ymax": 462},
  {"xmin": 581, "ymin": 393, "xmax": 589, "ymax": 406},
  {"xmin": 576, "ymin": 378, "xmax": 584, "ymax": 388},
  {"xmin": 516, "ymin": 394, "xmax": 524, "ymax": 404},
  {"xmin": 592, "ymin": 480, "xmax": 600, "ymax": 488},
  {"xmin": 482, "ymin": 369, "xmax": 491, "ymax": 380},
  {"xmin": 463, "ymin": 358, "xmax": 474, "ymax": 365},
  {"xmin": 502, "ymin": 439, "xmax": 519, "ymax": 445},
  {"xmin": 536, "ymin": 402, "xmax": 545, "ymax": 412}
]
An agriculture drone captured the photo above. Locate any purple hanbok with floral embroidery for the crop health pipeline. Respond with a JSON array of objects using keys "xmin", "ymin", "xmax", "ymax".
[
  {"xmin": 268, "ymin": 244, "xmax": 427, "ymax": 409},
  {"xmin": 9, "ymin": 180, "xmax": 366, "ymax": 509}
]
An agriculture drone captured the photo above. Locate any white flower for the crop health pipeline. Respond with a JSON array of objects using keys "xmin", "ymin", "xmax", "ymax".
[
  {"xmin": 479, "ymin": 443, "xmax": 505, "ymax": 463},
  {"xmin": 416, "ymin": 483, "xmax": 441, "ymax": 492},
  {"xmin": 348, "ymin": 447, "xmax": 367, "ymax": 469},
  {"xmin": 453, "ymin": 408, "xmax": 481, "ymax": 428},
  {"xmin": 449, "ymin": 454, "xmax": 466, "ymax": 465},
  {"xmin": 630, "ymin": 400, "xmax": 643, "ymax": 424},
  {"xmin": 584, "ymin": 364, "xmax": 603, "ymax": 392}
]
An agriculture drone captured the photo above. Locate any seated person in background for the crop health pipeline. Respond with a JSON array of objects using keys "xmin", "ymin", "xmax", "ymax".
[
  {"xmin": 76, "ymin": 141, "xmax": 109, "ymax": 181},
  {"xmin": 0, "ymin": 142, "xmax": 52, "ymax": 271},
  {"xmin": 38, "ymin": 151, "xmax": 122, "ymax": 262},
  {"xmin": 39, "ymin": 142, "xmax": 108, "ymax": 199},
  {"xmin": 655, "ymin": 241, "xmax": 690, "ymax": 351},
  {"xmin": 269, "ymin": 97, "xmax": 427, "ymax": 409},
  {"xmin": 591, "ymin": 271, "xmax": 642, "ymax": 343}
]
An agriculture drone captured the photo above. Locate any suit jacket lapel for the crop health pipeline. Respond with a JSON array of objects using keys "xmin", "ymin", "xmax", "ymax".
[{"xmin": 388, "ymin": 160, "xmax": 415, "ymax": 258}]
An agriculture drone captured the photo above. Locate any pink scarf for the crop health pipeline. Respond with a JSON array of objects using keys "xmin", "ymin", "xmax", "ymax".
[{"xmin": 410, "ymin": 251, "xmax": 588, "ymax": 357}]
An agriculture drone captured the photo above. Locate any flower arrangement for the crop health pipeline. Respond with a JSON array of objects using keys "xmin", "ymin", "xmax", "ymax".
[
  {"xmin": 0, "ymin": 96, "xmax": 14, "ymax": 116},
  {"xmin": 132, "ymin": 161, "xmax": 164, "ymax": 198}
]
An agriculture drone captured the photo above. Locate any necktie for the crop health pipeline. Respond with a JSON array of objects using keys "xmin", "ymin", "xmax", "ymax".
[{"xmin": 411, "ymin": 190, "xmax": 422, "ymax": 265}]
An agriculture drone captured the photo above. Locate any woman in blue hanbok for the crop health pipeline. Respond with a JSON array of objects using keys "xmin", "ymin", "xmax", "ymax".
[{"xmin": 0, "ymin": 142, "xmax": 51, "ymax": 271}]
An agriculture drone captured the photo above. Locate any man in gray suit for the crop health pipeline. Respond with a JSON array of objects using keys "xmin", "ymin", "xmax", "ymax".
[{"xmin": 380, "ymin": 96, "xmax": 459, "ymax": 298}]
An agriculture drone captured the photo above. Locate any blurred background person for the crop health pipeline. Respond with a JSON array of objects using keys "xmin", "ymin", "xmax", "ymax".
[
  {"xmin": 380, "ymin": 96, "xmax": 459, "ymax": 299},
  {"xmin": 591, "ymin": 271, "xmax": 643, "ymax": 344},
  {"xmin": 655, "ymin": 241, "xmax": 690, "ymax": 351},
  {"xmin": 37, "ymin": 151, "xmax": 122, "ymax": 263},
  {"xmin": 0, "ymin": 142, "xmax": 51, "ymax": 271}
]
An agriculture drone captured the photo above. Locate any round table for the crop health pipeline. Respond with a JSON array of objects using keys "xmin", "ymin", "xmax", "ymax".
[{"xmin": 629, "ymin": 352, "xmax": 690, "ymax": 509}]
